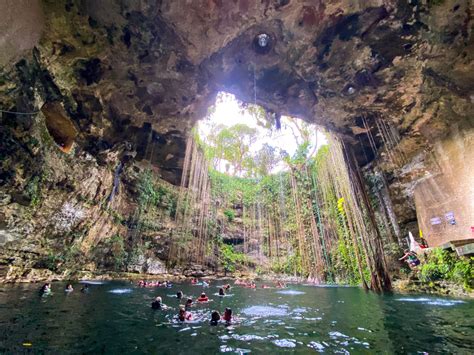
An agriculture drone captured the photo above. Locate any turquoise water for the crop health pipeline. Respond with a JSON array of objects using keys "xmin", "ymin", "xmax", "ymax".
[{"xmin": 0, "ymin": 280, "xmax": 473, "ymax": 354}]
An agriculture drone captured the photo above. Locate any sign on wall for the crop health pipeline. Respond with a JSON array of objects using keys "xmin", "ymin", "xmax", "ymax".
[
  {"xmin": 430, "ymin": 217, "xmax": 442, "ymax": 225},
  {"xmin": 445, "ymin": 211, "xmax": 456, "ymax": 225}
]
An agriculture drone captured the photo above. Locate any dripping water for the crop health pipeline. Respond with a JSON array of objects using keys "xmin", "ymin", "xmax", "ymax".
[{"xmin": 107, "ymin": 162, "xmax": 123, "ymax": 204}]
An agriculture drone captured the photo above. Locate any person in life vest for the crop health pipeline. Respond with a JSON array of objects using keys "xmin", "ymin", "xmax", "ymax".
[
  {"xmin": 223, "ymin": 308, "xmax": 232, "ymax": 324},
  {"xmin": 197, "ymin": 292, "xmax": 209, "ymax": 302}
]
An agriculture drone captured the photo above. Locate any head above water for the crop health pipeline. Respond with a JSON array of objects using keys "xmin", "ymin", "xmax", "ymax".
[
  {"xmin": 155, "ymin": 296, "xmax": 162, "ymax": 302},
  {"xmin": 201, "ymin": 292, "xmax": 206, "ymax": 297},
  {"xmin": 186, "ymin": 298, "xmax": 193, "ymax": 304},
  {"xmin": 211, "ymin": 310, "xmax": 220, "ymax": 322}
]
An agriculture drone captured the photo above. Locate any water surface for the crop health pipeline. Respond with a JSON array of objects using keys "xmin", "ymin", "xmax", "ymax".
[{"xmin": 0, "ymin": 281, "xmax": 472, "ymax": 354}]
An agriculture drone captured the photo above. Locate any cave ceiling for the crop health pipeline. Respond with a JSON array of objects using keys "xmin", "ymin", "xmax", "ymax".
[{"xmin": 1, "ymin": 0, "xmax": 473, "ymax": 182}]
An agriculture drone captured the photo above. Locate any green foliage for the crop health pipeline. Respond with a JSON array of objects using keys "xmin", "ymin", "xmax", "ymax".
[
  {"xmin": 138, "ymin": 169, "xmax": 177, "ymax": 217},
  {"xmin": 219, "ymin": 243, "xmax": 247, "ymax": 272},
  {"xmin": 428, "ymin": 0, "xmax": 445, "ymax": 6},
  {"xmin": 223, "ymin": 209, "xmax": 235, "ymax": 222},
  {"xmin": 25, "ymin": 175, "xmax": 42, "ymax": 206},
  {"xmin": 420, "ymin": 248, "xmax": 473, "ymax": 290},
  {"xmin": 271, "ymin": 254, "xmax": 303, "ymax": 275},
  {"xmin": 43, "ymin": 252, "xmax": 63, "ymax": 272},
  {"xmin": 198, "ymin": 123, "xmax": 257, "ymax": 176},
  {"xmin": 108, "ymin": 234, "xmax": 128, "ymax": 271}
]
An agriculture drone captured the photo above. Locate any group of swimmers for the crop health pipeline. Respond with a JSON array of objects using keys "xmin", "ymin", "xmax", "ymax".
[
  {"xmin": 150, "ymin": 279, "xmax": 236, "ymax": 325},
  {"xmin": 234, "ymin": 279, "xmax": 287, "ymax": 289},
  {"xmin": 190, "ymin": 278, "xmax": 210, "ymax": 287},
  {"xmin": 138, "ymin": 280, "xmax": 173, "ymax": 288},
  {"xmin": 39, "ymin": 283, "xmax": 89, "ymax": 296}
]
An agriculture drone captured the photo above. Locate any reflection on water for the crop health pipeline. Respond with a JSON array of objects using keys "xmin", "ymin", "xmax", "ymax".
[
  {"xmin": 395, "ymin": 297, "xmax": 466, "ymax": 306},
  {"xmin": 241, "ymin": 305, "xmax": 288, "ymax": 317},
  {"xmin": 0, "ymin": 281, "xmax": 473, "ymax": 354},
  {"xmin": 276, "ymin": 290, "xmax": 306, "ymax": 295},
  {"xmin": 108, "ymin": 288, "xmax": 133, "ymax": 294},
  {"xmin": 79, "ymin": 280, "xmax": 107, "ymax": 285}
]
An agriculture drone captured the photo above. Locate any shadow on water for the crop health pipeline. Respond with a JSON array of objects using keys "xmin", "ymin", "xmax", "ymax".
[{"xmin": 0, "ymin": 281, "xmax": 472, "ymax": 353}]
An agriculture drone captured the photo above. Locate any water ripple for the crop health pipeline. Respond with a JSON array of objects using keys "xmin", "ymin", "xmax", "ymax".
[
  {"xmin": 276, "ymin": 290, "xmax": 306, "ymax": 295},
  {"xmin": 108, "ymin": 288, "xmax": 132, "ymax": 294},
  {"xmin": 241, "ymin": 305, "xmax": 288, "ymax": 317},
  {"xmin": 395, "ymin": 298, "xmax": 466, "ymax": 306}
]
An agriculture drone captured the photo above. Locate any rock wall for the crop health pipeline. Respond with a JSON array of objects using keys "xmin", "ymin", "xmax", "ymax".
[
  {"xmin": 414, "ymin": 125, "xmax": 474, "ymax": 248},
  {"xmin": 0, "ymin": 0, "xmax": 473, "ymax": 280}
]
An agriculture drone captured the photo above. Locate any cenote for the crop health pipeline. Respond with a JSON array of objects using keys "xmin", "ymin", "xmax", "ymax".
[
  {"xmin": 1, "ymin": 281, "xmax": 473, "ymax": 353},
  {"xmin": 1, "ymin": 1, "xmax": 474, "ymax": 354}
]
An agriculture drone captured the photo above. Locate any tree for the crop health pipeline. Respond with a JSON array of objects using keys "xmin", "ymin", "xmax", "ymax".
[
  {"xmin": 253, "ymin": 143, "xmax": 279, "ymax": 177},
  {"xmin": 203, "ymin": 123, "xmax": 257, "ymax": 177}
]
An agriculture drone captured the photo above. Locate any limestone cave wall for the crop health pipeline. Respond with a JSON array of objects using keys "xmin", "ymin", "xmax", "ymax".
[{"xmin": 0, "ymin": 0, "xmax": 473, "ymax": 281}]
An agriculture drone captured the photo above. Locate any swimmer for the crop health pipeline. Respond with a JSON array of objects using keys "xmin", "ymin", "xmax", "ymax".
[
  {"xmin": 185, "ymin": 297, "xmax": 193, "ymax": 310},
  {"xmin": 176, "ymin": 291, "xmax": 183, "ymax": 299},
  {"xmin": 210, "ymin": 310, "xmax": 221, "ymax": 326},
  {"xmin": 40, "ymin": 283, "xmax": 51, "ymax": 295},
  {"xmin": 223, "ymin": 307, "xmax": 232, "ymax": 324},
  {"xmin": 202, "ymin": 281, "xmax": 209, "ymax": 287},
  {"xmin": 81, "ymin": 284, "xmax": 89, "ymax": 293},
  {"xmin": 223, "ymin": 284, "xmax": 231, "ymax": 291},
  {"xmin": 191, "ymin": 278, "xmax": 197, "ymax": 284},
  {"xmin": 197, "ymin": 292, "xmax": 209, "ymax": 302},
  {"xmin": 218, "ymin": 288, "xmax": 225, "ymax": 296},
  {"xmin": 151, "ymin": 296, "xmax": 168, "ymax": 310},
  {"xmin": 65, "ymin": 284, "xmax": 74, "ymax": 292},
  {"xmin": 178, "ymin": 305, "xmax": 192, "ymax": 321}
]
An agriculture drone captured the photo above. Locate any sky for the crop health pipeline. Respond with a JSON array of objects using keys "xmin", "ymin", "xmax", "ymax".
[{"xmin": 197, "ymin": 92, "xmax": 327, "ymax": 174}]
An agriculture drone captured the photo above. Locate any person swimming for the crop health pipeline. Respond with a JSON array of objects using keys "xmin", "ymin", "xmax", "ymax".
[
  {"xmin": 185, "ymin": 297, "xmax": 193, "ymax": 310},
  {"xmin": 81, "ymin": 284, "xmax": 89, "ymax": 293},
  {"xmin": 40, "ymin": 283, "xmax": 51, "ymax": 295},
  {"xmin": 177, "ymin": 291, "xmax": 183, "ymax": 299},
  {"xmin": 218, "ymin": 288, "xmax": 225, "ymax": 296},
  {"xmin": 151, "ymin": 296, "xmax": 167, "ymax": 310},
  {"xmin": 202, "ymin": 280, "xmax": 209, "ymax": 287},
  {"xmin": 210, "ymin": 310, "xmax": 221, "ymax": 326},
  {"xmin": 65, "ymin": 284, "xmax": 74, "ymax": 292},
  {"xmin": 223, "ymin": 307, "xmax": 232, "ymax": 324},
  {"xmin": 223, "ymin": 284, "xmax": 231, "ymax": 291},
  {"xmin": 178, "ymin": 305, "xmax": 192, "ymax": 321},
  {"xmin": 191, "ymin": 278, "xmax": 198, "ymax": 284},
  {"xmin": 197, "ymin": 292, "xmax": 209, "ymax": 302}
]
